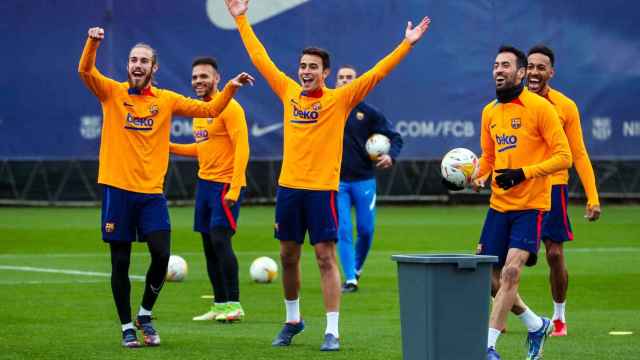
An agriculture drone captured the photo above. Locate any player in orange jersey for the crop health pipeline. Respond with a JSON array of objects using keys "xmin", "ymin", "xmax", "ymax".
[
  {"xmin": 170, "ymin": 56, "xmax": 250, "ymax": 323},
  {"xmin": 527, "ymin": 45, "xmax": 601, "ymax": 337},
  {"xmin": 224, "ymin": 0, "xmax": 430, "ymax": 351},
  {"xmin": 78, "ymin": 27, "xmax": 254, "ymax": 348},
  {"xmin": 473, "ymin": 45, "xmax": 572, "ymax": 360}
]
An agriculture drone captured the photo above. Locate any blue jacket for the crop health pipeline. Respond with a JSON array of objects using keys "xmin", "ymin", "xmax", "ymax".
[{"xmin": 340, "ymin": 102, "xmax": 403, "ymax": 181}]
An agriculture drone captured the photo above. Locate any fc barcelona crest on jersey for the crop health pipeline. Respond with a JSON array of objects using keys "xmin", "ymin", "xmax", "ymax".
[
  {"xmin": 356, "ymin": 112, "xmax": 365, "ymax": 121},
  {"xmin": 149, "ymin": 104, "xmax": 159, "ymax": 116},
  {"xmin": 207, "ymin": 118, "xmax": 213, "ymax": 124},
  {"xmin": 511, "ymin": 118, "xmax": 521, "ymax": 129},
  {"xmin": 312, "ymin": 102, "xmax": 322, "ymax": 111}
]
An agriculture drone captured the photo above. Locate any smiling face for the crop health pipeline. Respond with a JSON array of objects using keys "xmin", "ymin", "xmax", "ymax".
[
  {"xmin": 298, "ymin": 54, "xmax": 330, "ymax": 92},
  {"xmin": 191, "ymin": 64, "xmax": 220, "ymax": 98},
  {"xmin": 493, "ymin": 52, "xmax": 525, "ymax": 90},
  {"xmin": 526, "ymin": 53, "xmax": 554, "ymax": 95},
  {"xmin": 127, "ymin": 46, "xmax": 158, "ymax": 90}
]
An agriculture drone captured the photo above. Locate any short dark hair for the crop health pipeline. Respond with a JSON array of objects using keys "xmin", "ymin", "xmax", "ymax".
[
  {"xmin": 528, "ymin": 45, "xmax": 555, "ymax": 67},
  {"xmin": 498, "ymin": 45, "xmax": 527, "ymax": 69},
  {"xmin": 301, "ymin": 47, "xmax": 331, "ymax": 70},
  {"xmin": 192, "ymin": 56, "xmax": 219, "ymax": 71}
]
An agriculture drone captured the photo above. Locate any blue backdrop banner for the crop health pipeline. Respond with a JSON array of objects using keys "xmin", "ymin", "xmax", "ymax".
[{"xmin": 1, "ymin": 0, "xmax": 638, "ymax": 160}]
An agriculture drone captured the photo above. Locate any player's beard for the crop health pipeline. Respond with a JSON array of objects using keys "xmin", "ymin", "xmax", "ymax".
[{"xmin": 128, "ymin": 72, "xmax": 153, "ymax": 91}]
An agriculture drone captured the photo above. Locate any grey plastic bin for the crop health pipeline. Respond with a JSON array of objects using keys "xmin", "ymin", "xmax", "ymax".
[{"xmin": 391, "ymin": 254, "xmax": 498, "ymax": 360}]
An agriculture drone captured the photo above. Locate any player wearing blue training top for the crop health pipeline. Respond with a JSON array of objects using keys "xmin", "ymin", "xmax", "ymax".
[{"xmin": 335, "ymin": 65, "xmax": 403, "ymax": 293}]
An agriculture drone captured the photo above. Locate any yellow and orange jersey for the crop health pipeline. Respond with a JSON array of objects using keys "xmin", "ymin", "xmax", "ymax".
[
  {"xmin": 477, "ymin": 88, "xmax": 572, "ymax": 212},
  {"xmin": 78, "ymin": 38, "xmax": 235, "ymax": 194},
  {"xmin": 170, "ymin": 98, "xmax": 249, "ymax": 201},
  {"xmin": 235, "ymin": 14, "xmax": 412, "ymax": 191},
  {"xmin": 544, "ymin": 87, "xmax": 599, "ymax": 207}
]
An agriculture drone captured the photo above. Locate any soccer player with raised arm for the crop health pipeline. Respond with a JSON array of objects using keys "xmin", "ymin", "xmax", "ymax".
[
  {"xmin": 334, "ymin": 66, "xmax": 403, "ymax": 293},
  {"xmin": 471, "ymin": 46, "xmax": 572, "ymax": 360},
  {"xmin": 78, "ymin": 27, "xmax": 253, "ymax": 348},
  {"xmin": 170, "ymin": 57, "xmax": 250, "ymax": 323},
  {"xmin": 527, "ymin": 45, "xmax": 601, "ymax": 337},
  {"xmin": 224, "ymin": 0, "xmax": 430, "ymax": 351}
]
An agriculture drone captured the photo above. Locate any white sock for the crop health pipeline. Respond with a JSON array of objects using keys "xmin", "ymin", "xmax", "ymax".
[
  {"xmin": 488, "ymin": 328, "xmax": 501, "ymax": 348},
  {"xmin": 138, "ymin": 306, "xmax": 152, "ymax": 317},
  {"xmin": 346, "ymin": 279, "xmax": 358, "ymax": 285},
  {"xmin": 285, "ymin": 298, "xmax": 300, "ymax": 323},
  {"xmin": 553, "ymin": 301, "xmax": 566, "ymax": 321},
  {"xmin": 325, "ymin": 312, "xmax": 339, "ymax": 337},
  {"xmin": 121, "ymin": 322, "xmax": 135, "ymax": 332},
  {"xmin": 517, "ymin": 308, "xmax": 544, "ymax": 332}
]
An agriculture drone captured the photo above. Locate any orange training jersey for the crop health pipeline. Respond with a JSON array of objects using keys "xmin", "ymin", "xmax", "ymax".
[
  {"xmin": 477, "ymin": 88, "xmax": 572, "ymax": 212},
  {"xmin": 78, "ymin": 38, "xmax": 236, "ymax": 194},
  {"xmin": 235, "ymin": 15, "xmax": 412, "ymax": 191},
  {"xmin": 170, "ymin": 97, "xmax": 249, "ymax": 201},
  {"xmin": 545, "ymin": 87, "xmax": 599, "ymax": 207}
]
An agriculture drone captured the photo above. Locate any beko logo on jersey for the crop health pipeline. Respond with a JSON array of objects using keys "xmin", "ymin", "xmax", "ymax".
[
  {"xmin": 496, "ymin": 134, "xmax": 517, "ymax": 152},
  {"xmin": 124, "ymin": 113, "xmax": 154, "ymax": 131},
  {"xmin": 291, "ymin": 107, "xmax": 319, "ymax": 124},
  {"xmin": 194, "ymin": 129, "xmax": 209, "ymax": 142}
]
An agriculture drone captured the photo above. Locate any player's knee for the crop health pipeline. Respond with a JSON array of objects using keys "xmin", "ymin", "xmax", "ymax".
[
  {"xmin": 546, "ymin": 245, "xmax": 563, "ymax": 265},
  {"xmin": 316, "ymin": 253, "xmax": 335, "ymax": 273},
  {"xmin": 356, "ymin": 225, "xmax": 374, "ymax": 240},
  {"xmin": 500, "ymin": 265, "xmax": 521, "ymax": 287},
  {"xmin": 280, "ymin": 252, "xmax": 299, "ymax": 268}
]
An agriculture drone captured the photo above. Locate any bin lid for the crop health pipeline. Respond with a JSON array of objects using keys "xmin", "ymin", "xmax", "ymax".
[{"xmin": 391, "ymin": 254, "xmax": 498, "ymax": 270}]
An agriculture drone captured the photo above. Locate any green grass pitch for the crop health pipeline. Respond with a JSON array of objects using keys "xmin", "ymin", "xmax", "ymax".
[{"xmin": 0, "ymin": 205, "xmax": 638, "ymax": 359}]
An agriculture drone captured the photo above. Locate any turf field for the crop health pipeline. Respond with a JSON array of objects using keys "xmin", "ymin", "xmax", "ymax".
[{"xmin": 0, "ymin": 205, "xmax": 638, "ymax": 359}]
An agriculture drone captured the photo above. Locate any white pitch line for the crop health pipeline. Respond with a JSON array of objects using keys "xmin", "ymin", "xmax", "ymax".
[{"xmin": 0, "ymin": 265, "xmax": 145, "ymax": 280}]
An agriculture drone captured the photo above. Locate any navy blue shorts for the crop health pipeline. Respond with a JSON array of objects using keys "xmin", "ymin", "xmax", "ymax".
[
  {"xmin": 542, "ymin": 184, "xmax": 574, "ymax": 243},
  {"xmin": 477, "ymin": 208, "xmax": 545, "ymax": 267},
  {"xmin": 194, "ymin": 179, "xmax": 243, "ymax": 233},
  {"xmin": 101, "ymin": 185, "xmax": 171, "ymax": 243},
  {"xmin": 274, "ymin": 186, "xmax": 338, "ymax": 245}
]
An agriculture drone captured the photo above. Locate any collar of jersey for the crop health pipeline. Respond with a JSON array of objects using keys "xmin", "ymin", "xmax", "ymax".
[
  {"xmin": 128, "ymin": 85, "xmax": 155, "ymax": 97},
  {"xmin": 300, "ymin": 87, "xmax": 324, "ymax": 98}
]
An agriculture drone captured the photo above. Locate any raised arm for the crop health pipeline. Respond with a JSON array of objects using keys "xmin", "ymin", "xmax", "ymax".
[
  {"xmin": 78, "ymin": 27, "xmax": 118, "ymax": 101},
  {"xmin": 169, "ymin": 142, "xmax": 198, "ymax": 157},
  {"xmin": 172, "ymin": 73, "xmax": 254, "ymax": 118},
  {"xmin": 226, "ymin": 0, "xmax": 295, "ymax": 98},
  {"xmin": 340, "ymin": 17, "xmax": 431, "ymax": 110}
]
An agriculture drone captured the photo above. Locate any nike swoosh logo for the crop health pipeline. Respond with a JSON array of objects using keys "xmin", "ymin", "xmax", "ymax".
[
  {"xmin": 207, "ymin": 0, "xmax": 311, "ymax": 30},
  {"xmin": 252, "ymin": 122, "xmax": 283, "ymax": 137}
]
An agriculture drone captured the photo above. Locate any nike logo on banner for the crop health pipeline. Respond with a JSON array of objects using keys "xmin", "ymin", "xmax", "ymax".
[
  {"xmin": 252, "ymin": 122, "xmax": 283, "ymax": 137},
  {"xmin": 207, "ymin": 0, "xmax": 311, "ymax": 30}
]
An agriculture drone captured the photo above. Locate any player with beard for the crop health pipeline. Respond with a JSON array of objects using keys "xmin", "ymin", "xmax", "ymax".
[
  {"xmin": 471, "ymin": 46, "xmax": 572, "ymax": 360},
  {"xmin": 526, "ymin": 45, "xmax": 601, "ymax": 337},
  {"xmin": 170, "ymin": 57, "xmax": 250, "ymax": 323},
  {"xmin": 78, "ymin": 27, "xmax": 254, "ymax": 348},
  {"xmin": 224, "ymin": 0, "xmax": 430, "ymax": 351}
]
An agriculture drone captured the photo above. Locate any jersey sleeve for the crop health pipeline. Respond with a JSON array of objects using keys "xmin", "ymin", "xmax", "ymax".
[
  {"xmin": 222, "ymin": 102, "xmax": 250, "ymax": 201},
  {"xmin": 522, "ymin": 102, "xmax": 572, "ymax": 178},
  {"xmin": 78, "ymin": 38, "xmax": 119, "ymax": 101},
  {"xmin": 235, "ymin": 15, "xmax": 295, "ymax": 99},
  {"xmin": 169, "ymin": 142, "xmax": 198, "ymax": 157},
  {"xmin": 339, "ymin": 40, "xmax": 412, "ymax": 111},
  {"xmin": 477, "ymin": 105, "xmax": 495, "ymax": 178},
  {"xmin": 563, "ymin": 101, "xmax": 600, "ymax": 206},
  {"xmin": 171, "ymin": 82, "xmax": 236, "ymax": 118},
  {"xmin": 370, "ymin": 107, "xmax": 403, "ymax": 160}
]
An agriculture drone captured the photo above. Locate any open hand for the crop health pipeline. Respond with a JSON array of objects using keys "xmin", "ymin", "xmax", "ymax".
[
  {"xmin": 88, "ymin": 27, "xmax": 105, "ymax": 41},
  {"xmin": 229, "ymin": 72, "xmax": 255, "ymax": 87},
  {"xmin": 225, "ymin": 0, "xmax": 249, "ymax": 17},
  {"xmin": 405, "ymin": 17, "xmax": 431, "ymax": 45}
]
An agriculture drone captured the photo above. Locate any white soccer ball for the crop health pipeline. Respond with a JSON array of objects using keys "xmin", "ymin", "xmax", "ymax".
[
  {"xmin": 365, "ymin": 133, "xmax": 391, "ymax": 160},
  {"xmin": 440, "ymin": 148, "xmax": 480, "ymax": 189},
  {"xmin": 249, "ymin": 256, "xmax": 278, "ymax": 283},
  {"xmin": 166, "ymin": 255, "xmax": 188, "ymax": 282}
]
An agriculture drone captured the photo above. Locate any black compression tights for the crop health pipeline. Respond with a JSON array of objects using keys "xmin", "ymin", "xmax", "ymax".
[
  {"xmin": 201, "ymin": 227, "xmax": 239, "ymax": 302},
  {"xmin": 109, "ymin": 230, "xmax": 170, "ymax": 324}
]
